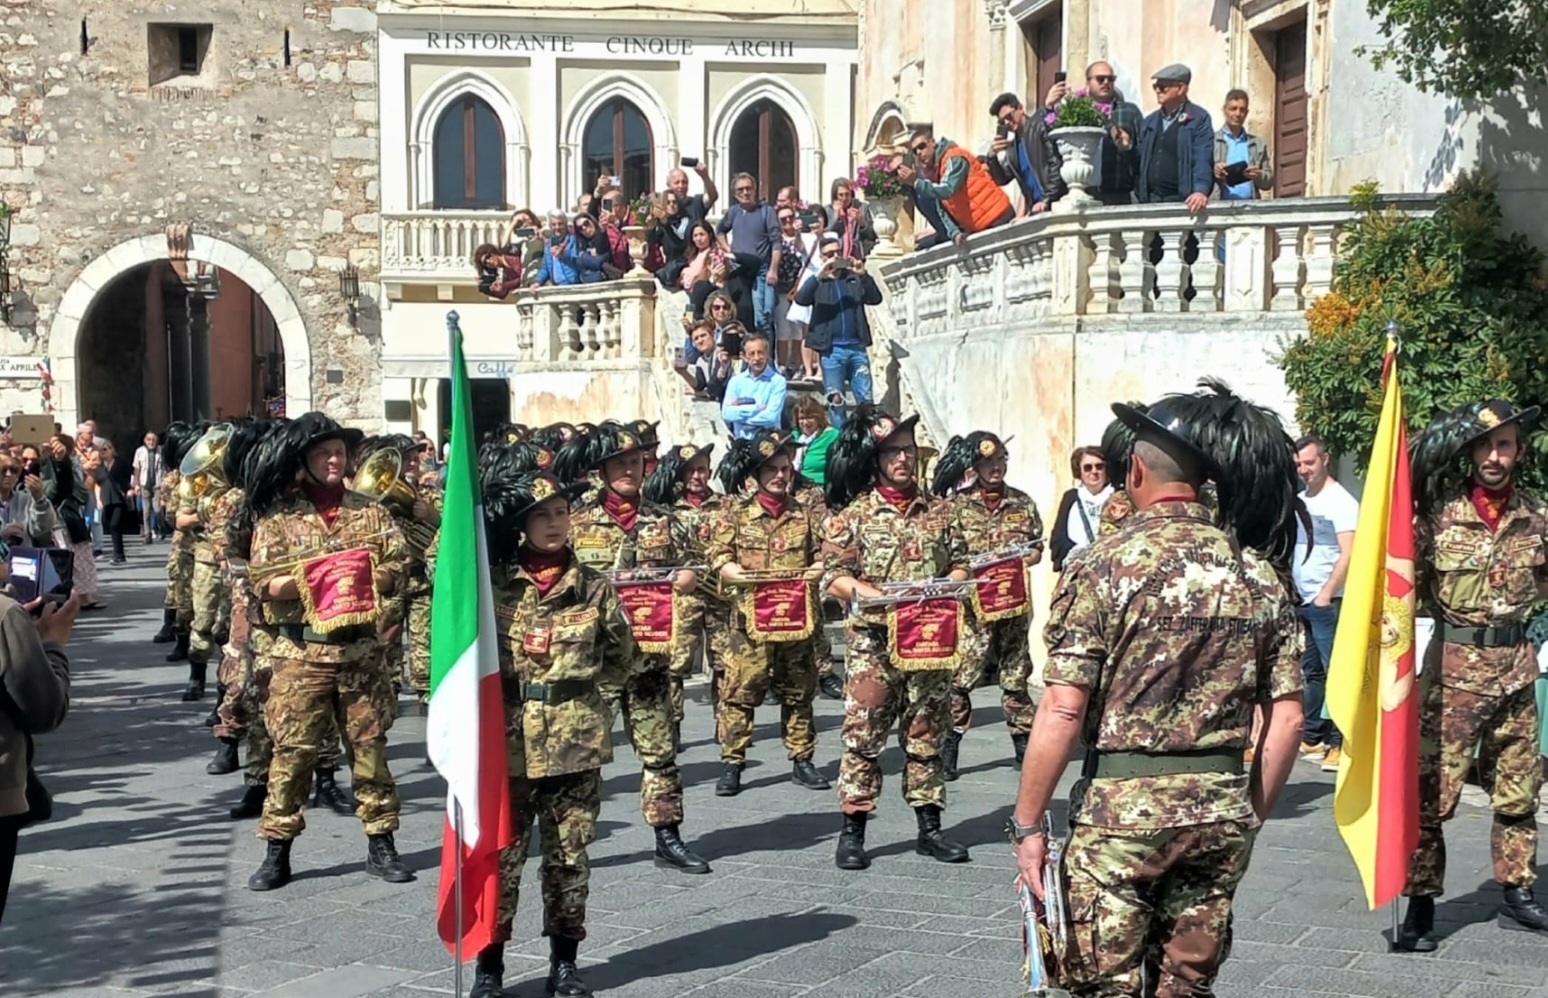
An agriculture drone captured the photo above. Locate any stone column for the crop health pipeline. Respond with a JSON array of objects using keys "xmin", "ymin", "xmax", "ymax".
[
  {"xmin": 188, "ymin": 295, "xmax": 211, "ymax": 420},
  {"xmin": 1066, "ymin": 0, "xmax": 1092, "ymax": 82},
  {"xmin": 165, "ymin": 289, "xmax": 194, "ymax": 424},
  {"xmin": 984, "ymin": 0, "xmax": 1011, "ymax": 98}
]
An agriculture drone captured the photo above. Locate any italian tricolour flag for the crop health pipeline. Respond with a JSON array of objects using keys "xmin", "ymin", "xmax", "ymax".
[{"xmin": 429, "ymin": 318, "xmax": 512, "ymax": 955}]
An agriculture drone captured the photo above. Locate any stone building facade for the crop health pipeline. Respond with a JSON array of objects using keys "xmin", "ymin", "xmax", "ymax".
[{"xmin": 0, "ymin": 0, "xmax": 383, "ymax": 442}]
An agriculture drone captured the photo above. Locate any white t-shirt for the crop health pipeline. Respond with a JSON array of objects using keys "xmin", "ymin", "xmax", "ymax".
[
  {"xmin": 1292, "ymin": 478, "xmax": 1359, "ymax": 602},
  {"xmin": 1064, "ymin": 484, "xmax": 1113, "ymax": 552}
]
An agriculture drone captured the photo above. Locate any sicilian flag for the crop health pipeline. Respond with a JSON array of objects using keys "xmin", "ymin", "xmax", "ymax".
[
  {"xmin": 1325, "ymin": 334, "xmax": 1420, "ymax": 909},
  {"xmin": 429, "ymin": 314, "xmax": 512, "ymax": 955}
]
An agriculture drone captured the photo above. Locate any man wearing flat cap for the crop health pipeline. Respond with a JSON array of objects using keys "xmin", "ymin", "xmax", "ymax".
[{"xmin": 1138, "ymin": 63, "xmax": 1215, "ymax": 214}]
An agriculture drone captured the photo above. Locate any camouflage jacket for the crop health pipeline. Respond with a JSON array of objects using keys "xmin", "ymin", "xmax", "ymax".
[
  {"xmin": 569, "ymin": 493, "xmax": 694, "ymax": 572},
  {"xmin": 707, "ymin": 493, "xmax": 821, "ymax": 575},
  {"xmin": 207, "ymin": 487, "xmax": 245, "ymax": 567},
  {"xmin": 492, "ymin": 555, "xmax": 637, "ymax": 779},
  {"xmin": 1419, "ymin": 487, "xmax": 1548, "ymax": 695},
  {"xmin": 1098, "ymin": 489, "xmax": 1134, "ymax": 536},
  {"xmin": 1044, "ymin": 499, "xmax": 1304, "ymax": 830},
  {"xmin": 674, "ymin": 492, "xmax": 731, "ymax": 561},
  {"xmin": 156, "ymin": 469, "xmax": 180, "ymax": 513},
  {"xmin": 951, "ymin": 484, "xmax": 1044, "ymax": 554},
  {"xmin": 186, "ymin": 485, "xmax": 227, "ymax": 565},
  {"xmin": 820, "ymin": 488, "xmax": 970, "ymax": 604},
  {"xmin": 251, "ymin": 491, "xmax": 407, "ymax": 663}
]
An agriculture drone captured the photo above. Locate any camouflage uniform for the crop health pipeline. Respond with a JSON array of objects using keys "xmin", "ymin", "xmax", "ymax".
[
  {"xmin": 1405, "ymin": 488, "xmax": 1547, "ymax": 897},
  {"xmin": 380, "ymin": 482, "xmax": 441, "ymax": 698},
  {"xmin": 795, "ymin": 480, "xmax": 840, "ymax": 678},
  {"xmin": 1097, "ymin": 488, "xmax": 1134, "ymax": 537},
  {"xmin": 490, "ymin": 555, "xmax": 637, "ymax": 943},
  {"xmin": 821, "ymin": 488, "xmax": 969, "ymax": 813},
  {"xmin": 947, "ymin": 484, "xmax": 1043, "ymax": 736},
  {"xmin": 669, "ymin": 493, "xmax": 731, "ymax": 724},
  {"xmin": 187, "ymin": 485, "xmax": 232, "ymax": 667},
  {"xmin": 569, "ymin": 495, "xmax": 692, "ymax": 828},
  {"xmin": 161, "ymin": 470, "xmax": 195, "ymax": 625},
  {"xmin": 706, "ymin": 493, "xmax": 821, "ymax": 765},
  {"xmin": 210, "ymin": 487, "xmax": 252, "ymax": 738},
  {"xmin": 1044, "ymin": 499, "xmax": 1303, "ymax": 997},
  {"xmin": 252, "ymin": 492, "xmax": 407, "ymax": 842}
]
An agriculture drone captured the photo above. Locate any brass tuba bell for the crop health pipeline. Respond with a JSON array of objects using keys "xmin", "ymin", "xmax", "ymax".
[
  {"xmin": 179, "ymin": 424, "xmax": 232, "ymax": 498},
  {"xmin": 915, "ymin": 444, "xmax": 939, "ymax": 484},
  {"xmin": 352, "ymin": 447, "xmax": 418, "ymax": 512}
]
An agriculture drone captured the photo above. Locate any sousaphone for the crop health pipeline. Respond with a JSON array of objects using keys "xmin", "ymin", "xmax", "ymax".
[{"xmin": 178, "ymin": 424, "xmax": 232, "ymax": 500}]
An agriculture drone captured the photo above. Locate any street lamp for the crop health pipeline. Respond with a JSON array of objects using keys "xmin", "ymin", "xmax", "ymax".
[
  {"xmin": 338, "ymin": 263, "xmax": 361, "ymax": 326},
  {"xmin": 0, "ymin": 202, "xmax": 12, "ymax": 324}
]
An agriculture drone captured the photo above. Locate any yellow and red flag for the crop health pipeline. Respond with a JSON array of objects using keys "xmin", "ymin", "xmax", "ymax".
[{"xmin": 1326, "ymin": 335, "xmax": 1420, "ymax": 909}]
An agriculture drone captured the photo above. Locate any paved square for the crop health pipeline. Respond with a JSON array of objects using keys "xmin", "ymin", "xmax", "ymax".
[{"xmin": 2, "ymin": 559, "xmax": 1545, "ymax": 997}]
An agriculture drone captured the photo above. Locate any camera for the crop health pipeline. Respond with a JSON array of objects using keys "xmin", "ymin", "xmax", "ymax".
[{"xmin": 515, "ymin": 227, "xmax": 536, "ymax": 239}]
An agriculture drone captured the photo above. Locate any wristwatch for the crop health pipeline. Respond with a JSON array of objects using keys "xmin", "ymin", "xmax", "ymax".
[{"xmin": 1005, "ymin": 814, "xmax": 1048, "ymax": 845}]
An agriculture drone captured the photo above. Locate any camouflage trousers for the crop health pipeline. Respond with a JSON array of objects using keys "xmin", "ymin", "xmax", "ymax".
[
  {"xmin": 1405, "ymin": 676, "xmax": 1542, "ymax": 896},
  {"xmin": 258, "ymin": 654, "xmax": 399, "ymax": 841},
  {"xmin": 813, "ymin": 619, "xmax": 837, "ymax": 678},
  {"xmin": 717, "ymin": 625, "xmax": 818, "ymax": 765},
  {"xmin": 836, "ymin": 623, "xmax": 950, "ymax": 814},
  {"xmin": 1061, "ymin": 819, "xmax": 1256, "ymax": 998},
  {"xmin": 949, "ymin": 613, "xmax": 1035, "ymax": 736},
  {"xmin": 189, "ymin": 560, "xmax": 230, "ymax": 666},
  {"xmin": 602, "ymin": 656, "xmax": 684, "ymax": 828},
  {"xmin": 493, "ymin": 769, "xmax": 601, "ymax": 944},
  {"xmin": 405, "ymin": 591, "xmax": 432, "ymax": 695},
  {"xmin": 164, "ymin": 538, "xmax": 194, "ymax": 625},
  {"xmin": 669, "ymin": 593, "xmax": 735, "ymax": 724},
  {"xmin": 223, "ymin": 657, "xmax": 342, "ymax": 786}
]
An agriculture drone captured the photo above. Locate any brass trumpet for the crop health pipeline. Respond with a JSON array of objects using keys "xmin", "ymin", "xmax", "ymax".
[
  {"xmin": 968, "ymin": 538, "xmax": 1045, "ymax": 570},
  {"xmin": 849, "ymin": 577, "xmax": 976, "ymax": 615},
  {"xmin": 1015, "ymin": 813, "xmax": 1070, "ymax": 997},
  {"xmin": 227, "ymin": 529, "xmax": 398, "ymax": 585},
  {"xmin": 601, "ymin": 565, "xmax": 710, "ymax": 586},
  {"xmin": 712, "ymin": 567, "xmax": 819, "ymax": 600}
]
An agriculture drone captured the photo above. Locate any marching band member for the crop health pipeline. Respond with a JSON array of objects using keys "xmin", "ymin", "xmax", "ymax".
[
  {"xmin": 707, "ymin": 431, "xmax": 830, "ymax": 796},
  {"xmin": 567, "ymin": 423, "xmax": 711, "ymax": 874},
  {"xmin": 928, "ymin": 431, "xmax": 1044, "ymax": 776},
  {"xmin": 152, "ymin": 421, "xmax": 195, "ymax": 651},
  {"xmin": 821, "ymin": 407, "xmax": 973, "ymax": 870},
  {"xmin": 181, "ymin": 422, "xmax": 234, "ymax": 702},
  {"xmin": 243, "ymin": 413, "xmax": 411, "ymax": 892},
  {"xmin": 469, "ymin": 463, "xmax": 637, "ymax": 998}
]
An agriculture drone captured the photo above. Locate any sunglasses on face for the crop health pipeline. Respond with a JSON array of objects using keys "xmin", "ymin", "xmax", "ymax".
[
  {"xmin": 711, "ymin": 303, "xmax": 731, "ymax": 311},
  {"xmin": 1089, "ymin": 75, "xmax": 1115, "ymax": 84},
  {"xmin": 778, "ymin": 214, "xmax": 795, "ymax": 222},
  {"xmin": 0, "ymin": 467, "xmax": 17, "ymax": 475},
  {"xmin": 1082, "ymin": 463, "xmax": 1105, "ymax": 472},
  {"xmin": 880, "ymin": 445, "xmax": 919, "ymax": 459},
  {"xmin": 1153, "ymin": 82, "xmax": 1177, "ymax": 91},
  {"xmin": 911, "ymin": 142, "xmax": 930, "ymax": 153}
]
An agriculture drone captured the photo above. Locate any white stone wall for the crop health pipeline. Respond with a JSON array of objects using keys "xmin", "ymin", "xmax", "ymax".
[{"xmin": 0, "ymin": 0, "xmax": 384, "ymax": 426}]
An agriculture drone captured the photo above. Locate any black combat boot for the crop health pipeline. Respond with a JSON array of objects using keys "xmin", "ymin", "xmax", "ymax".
[
  {"xmin": 247, "ymin": 840, "xmax": 292, "ymax": 892},
  {"xmin": 181, "ymin": 660, "xmax": 207, "ymax": 701},
  {"xmin": 915, "ymin": 804, "xmax": 970, "ymax": 864},
  {"xmin": 366, "ymin": 832, "xmax": 416, "ymax": 883},
  {"xmin": 153, "ymin": 608, "xmax": 177, "ymax": 643},
  {"xmin": 207, "ymin": 737, "xmax": 240, "ymax": 775},
  {"xmin": 469, "ymin": 943, "xmax": 505, "ymax": 998},
  {"xmin": 166, "ymin": 629, "xmax": 190, "ymax": 663},
  {"xmin": 312, "ymin": 767, "xmax": 355, "ymax": 816},
  {"xmin": 653, "ymin": 825, "xmax": 710, "ymax": 874},
  {"xmin": 715, "ymin": 763, "xmax": 743, "ymax": 797},
  {"xmin": 203, "ymin": 684, "xmax": 225, "ymax": 726},
  {"xmin": 673, "ymin": 720, "xmax": 685, "ymax": 755},
  {"xmin": 1501, "ymin": 886, "xmax": 1548, "ymax": 933},
  {"xmin": 942, "ymin": 730, "xmax": 963, "ymax": 782},
  {"xmin": 819, "ymin": 672, "xmax": 845, "ymax": 701},
  {"xmin": 835, "ymin": 812, "xmax": 869, "ymax": 870},
  {"xmin": 547, "ymin": 935, "xmax": 592, "ymax": 997},
  {"xmin": 1395, "ymin": 895, "xmax": 1438, "ymax": 952},
  {"xmin": 791, "ymin": 759, "xmax": 830, "ymax": 790},
  {"xmin": 1011, "ymin": 732, "xmax": 1029, "ymax": 766},
  {"xmin": 229, "ymin": 783, "xmax": 266, "ymax": 820}
]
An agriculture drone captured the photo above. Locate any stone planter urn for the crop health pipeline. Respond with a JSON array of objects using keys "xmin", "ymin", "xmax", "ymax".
[
  {"xmin": 1050, "ymin": 126, "xmax": 1107, "ymax": 208},
  {"xmin": 865, "ymin": 196, "xmax": 906, "ymax": 255},
  {"xmin": 623, "ymin": 224, "xmax": 648, "ymax": 275}
]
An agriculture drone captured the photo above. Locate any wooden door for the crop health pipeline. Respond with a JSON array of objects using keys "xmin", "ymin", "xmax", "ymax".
[
  {"xmin": 1021, "ymin": 9, "xmax": 1063, "ymax": 109},
  {"xmin": 1273, "ymin": 20, "xmax": 1308, "ymax": 197}
]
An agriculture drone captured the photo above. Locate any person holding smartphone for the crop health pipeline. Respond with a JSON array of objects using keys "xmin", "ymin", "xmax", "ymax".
[
  {"xmin": 0, "ymin": 455, "xmax": 55, "ymax": 549},
  {"xmin": 794, "ymin": 234, "xmax": 882, "ymax": 426},
  {"xmin": 985, "ymin": 92, "xmax": 1067, "ymax": 215}
]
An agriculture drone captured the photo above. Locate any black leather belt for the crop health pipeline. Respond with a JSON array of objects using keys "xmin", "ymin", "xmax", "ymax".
[
  {"xmin": 1089, "ymin": 749, "xmax": 1244, "ymax": 780},
  {"xmin": 518, "ymin": 679, "xmax": 592, "ymax": 704},
  {"xmin": 1440, "ymin": 622, "xmax": 1527, "ymax": 648},
  {"xmin": 279, "ymin": 624, "xmax": 375, "ymax": 645}
]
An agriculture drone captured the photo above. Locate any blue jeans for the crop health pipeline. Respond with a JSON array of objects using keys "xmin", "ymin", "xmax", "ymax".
[
  {"xmin": 820, "ymin": 344, "xmax": 873, "ymax": 426},
  {"xmin": 752, "ymin": 261, "xmax": 774, "ymax": 332},
  {"xmin": 1298, "ymin": 600, "xmax": 1343, "ymax": 747}
]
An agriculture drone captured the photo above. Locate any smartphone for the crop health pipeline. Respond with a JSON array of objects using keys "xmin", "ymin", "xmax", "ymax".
[
  {"xmin": 605, "ymin": 175, "xmax": 621, "ymax": 187},
  {"xmin": 996, "ymin": 120, "xmax": 1012, "ymax": 139},
  {"xmin": 797, "ymin": 212, "xmax": 820, "ymax": 228},
  {"xmin": 1054, "ymin": 70, "xmax": 1068, "ymax": 84},
  {"xmin": 680, "ymin": 157, "xmax": 700, "ymax": 168},
  {"xmin": 515, "ymin": 227, "xmax": 536, "ymax": 238},
  {"xmin": 9, "ymin": 546, "xmax": 74, "ymax": 607}
]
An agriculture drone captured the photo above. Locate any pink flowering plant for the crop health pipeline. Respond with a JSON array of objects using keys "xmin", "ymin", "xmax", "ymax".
[
  {"xmin": 855, "ymin": 154, "xmax": 908, "ymax": 199},
  {"xmin": 629, "ymin": 195, "xmax": 655, "ymax": 228},
  {"xmin": 1045, "ymin": 89, "xmax": 1114, "ymax": 129}
]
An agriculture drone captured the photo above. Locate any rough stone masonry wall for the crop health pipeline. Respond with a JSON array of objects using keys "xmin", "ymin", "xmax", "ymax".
[{"xmin": 0, "ymin": 0, "xmax": 382, "ymax": 424}]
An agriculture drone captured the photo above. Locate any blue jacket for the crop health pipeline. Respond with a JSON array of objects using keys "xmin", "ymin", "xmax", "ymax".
[
  {"xmin": 1137, "ymin": 100, "xmax": 1215, "ymax": 203},
  {"xmin": 533, "ymin": 234, "xmax": 605, "ymax": 286}
]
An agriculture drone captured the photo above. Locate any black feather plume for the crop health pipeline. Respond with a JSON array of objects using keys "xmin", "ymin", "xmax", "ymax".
[
  {"xmin": 1410, "ymin": 403, "xmax": 1484, "ymax": 518},
  {"xmin": 823, "ymin": 405, "xmax": 885, "ymax": 510}
]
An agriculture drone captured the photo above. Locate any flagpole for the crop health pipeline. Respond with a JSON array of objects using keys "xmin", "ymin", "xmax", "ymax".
[
  {"xmin": 1389, "ymin": 899, "xmax": 1399, "ymax": 951},
  {"xmin": 454, "ymin": 800, "xmax": 465, "ymax": 996}
]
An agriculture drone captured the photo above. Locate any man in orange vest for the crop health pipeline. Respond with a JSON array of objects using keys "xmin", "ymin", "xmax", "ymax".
[{"xmin": 895, "ymin": 127, "xmax": 1014, "ymax": 248}]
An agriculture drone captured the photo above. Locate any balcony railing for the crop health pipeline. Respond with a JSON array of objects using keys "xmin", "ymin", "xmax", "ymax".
[
  {"xmin": 381, "ymin": 210, "xmax": 510, "ymax": 281},
  {"xmin": 877, "ymin": 195, "xmax": 1440, "ymax": 339},
  {"xmin": 508, "ymin": 279, "xmax": 659, "ymax": 364}
]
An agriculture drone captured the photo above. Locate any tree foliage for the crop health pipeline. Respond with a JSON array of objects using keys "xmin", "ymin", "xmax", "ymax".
[
  {"xmin": 1277, "ymin": 173, "xmax": 1548, "ymax": 489},
  {"xmin": 1359, "ymin": 0, "xmax": 1548, "ymax": 100}
]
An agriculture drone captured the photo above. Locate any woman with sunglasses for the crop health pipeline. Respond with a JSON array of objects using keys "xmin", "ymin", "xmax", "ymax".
[{"xmin": 1049, "ymin": 445, "xmax": 1111, "ymax": 571}]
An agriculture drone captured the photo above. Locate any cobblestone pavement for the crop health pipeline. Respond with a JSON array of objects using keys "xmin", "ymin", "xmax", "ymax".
[{"xmin": 1, "ymin": 558, "xmax": 1546, "ymax": 998}]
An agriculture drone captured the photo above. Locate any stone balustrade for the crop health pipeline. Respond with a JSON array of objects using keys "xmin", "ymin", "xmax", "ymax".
[
  {"xmin": 381, "ymin": 209, "xmax": 510, "ymax": 280},
  {"xmin": 510, "ymin": 279, "xmax": 656, "ymax": 363}
]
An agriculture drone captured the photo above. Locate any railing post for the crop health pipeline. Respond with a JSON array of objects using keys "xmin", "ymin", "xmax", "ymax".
[
  {"xmin": 1051, "ymin": 227, "xmax": 1090, "ymax": 316},
  {"xmin": 1223, "ymin": 223, "xmax": 1270, "ymax": 311}
]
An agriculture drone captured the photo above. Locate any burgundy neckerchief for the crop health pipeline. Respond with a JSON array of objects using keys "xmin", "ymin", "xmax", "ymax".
[
  {"xmin": 875, "ymin": 483, "xmax": 918, "ymax": 515},
  {"xmin": 519, "ymin": 547, "xmax": 569, "ymax": 597},
  {"xmin": 603, "ymin": 488, "xmax": 638, "ymax": 532},
  {"xmin": 756, "ymin": 491, "xmax": 789, "ymax": 519},
  {"xmin": 1470, "ymin": 483, "xmax": 1513, "ymax": 534},
  {"xmin": 683, "ymin": 489, "xmax": 709, "ymax": 509},
  {"xmin": 301, "ymin": 481, "xmax": 346, "ymax": 527},
  {"xmin": 978, "ymin": 483, "xmax": 1005, "ymax": 512}
]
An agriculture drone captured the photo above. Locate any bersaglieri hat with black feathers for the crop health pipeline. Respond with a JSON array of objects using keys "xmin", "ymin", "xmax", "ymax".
[{"xmin": 1411, "ymin": 398, "xmax": 1540, "ymax": 517}]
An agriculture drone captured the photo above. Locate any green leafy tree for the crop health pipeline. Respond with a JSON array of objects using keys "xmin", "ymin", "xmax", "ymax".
[
  {"xmin": 1278, "ymin": 173, "xmax": 1548, "ymax": 489},
  {"xmin": 1359, "ymin": 0, "xmax": 1548, "ymax": 100}
]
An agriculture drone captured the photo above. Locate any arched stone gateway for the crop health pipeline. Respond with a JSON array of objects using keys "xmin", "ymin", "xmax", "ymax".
[{"xmin": 49, "ymin": 233, "xmax": 313, "ymax": 431}]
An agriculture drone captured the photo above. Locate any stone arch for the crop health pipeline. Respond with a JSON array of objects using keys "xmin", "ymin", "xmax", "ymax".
[
  {"xmin": 862, "ymin": 100, "xmax": 913, "ymax": 155},
  {"xmin": 49, "ymin": 233, "xmax": 312, "ymax": 430},
  {"xmin": 560, "ymin": 75, "xmax": 677, "ymax": 208},
  {"xmin": 411, "ymin": 69, "xmax": 530, "ymax": 209},
  {"xmin": 708, "ymin": 75, "xmax": 823, "ymax": 199}
]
